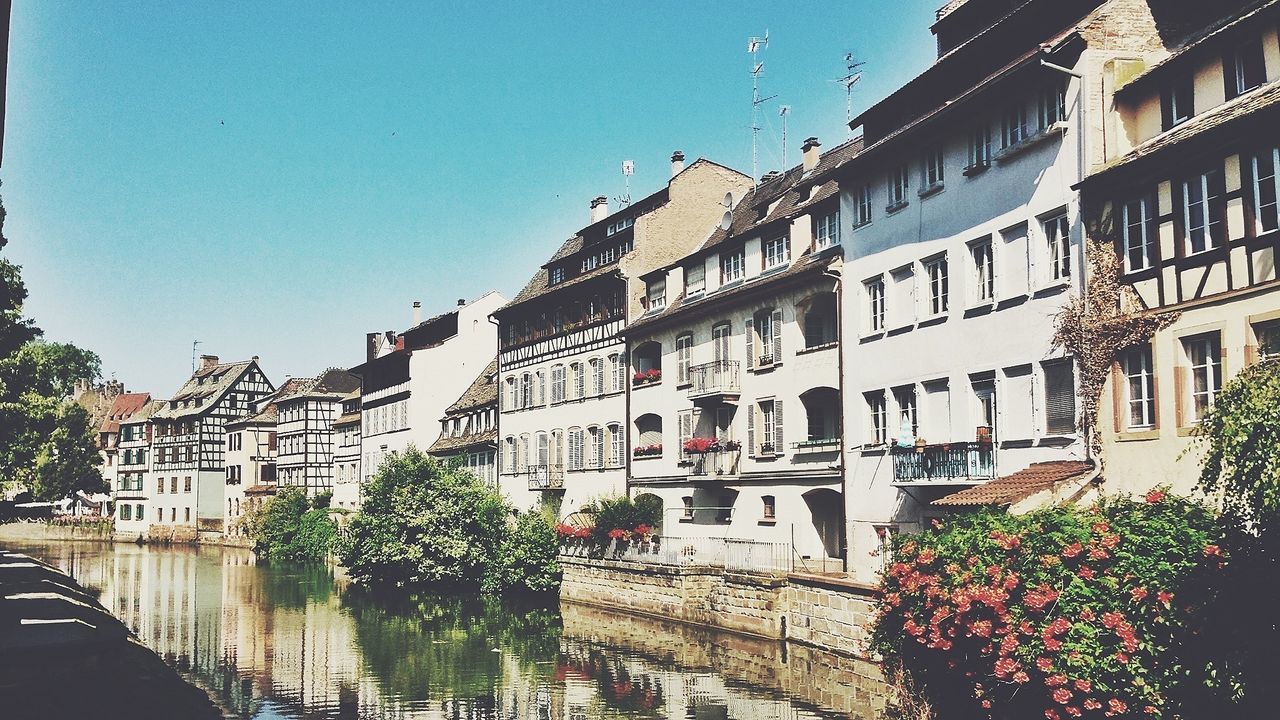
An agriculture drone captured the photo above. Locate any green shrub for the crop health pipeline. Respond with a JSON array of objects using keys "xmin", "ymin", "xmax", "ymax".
[
  {"xmin": 585, "ymin": 494, "xmax": 661, "ymax": 545},
  {"xmin": 253, "ymin": 486, "xmax": 337, "ymax": 563},
  {"xmin": 311, "ymin": 489, "xmax": 333, "ymax": 510},
  {"xmin": 871, "ymin": 492, "xmax": 1221, "ymax": 720},
  {"xmin": 490, "ymin": 510, "xmax": 561, "ymax": 595}
]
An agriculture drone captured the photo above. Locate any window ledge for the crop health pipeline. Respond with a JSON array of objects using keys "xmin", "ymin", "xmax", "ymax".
[
  {"xmin": 859, "ymin": 444, "xmax": 887, "ymax": 455},
  {"xmin": 994, "ymin": 123, "xmax": 1067, "ymax": 163},
  {"xmin": 860, "ymin": 331, "xmax": 885, "ymax": 343},
  {"xmin": 758, "ymin": 519, "xmax": 778, "ymax": 526},
  {"xmin": 918, "ymin": 314, "xmax": 948, "ymax": 328},
  {"xmin": 996, "ymin": 294, "xmax": 1030, "ymax": 309},
  {"xmin": 797, "ymin": 342, "xmax": 838, "ymax": 355},
  {"xmin": 1176, "ymin": 425, "xmax": 1205, "ymax": 438},
  {"xmin": 631, "ymin": 380, "xmax": 663, "ymax": 390},
  {"xmin": 887, "ymin": 323, "xmax": 915, "ymax": 336},
  {"xmin": 1038, "ymin": 434, "xmax": 1077, "ymax": 447},
  {"xmin": 1033, "ymin": 280, "xmax": 1071, "ymax": 297},
  {"xmin": 962, "ymin": 161, "xmax": 990, "ymax": 177},
  {"xmin": 749, "ymin": 362, "xmax": 779, "ymax": 374},
  {"xmin": 676, "ymin": 381, "xmax": 692, "ymax": 389},
  {"xmin": 917, "ymin": 182, "xmax": 944, "ymax": 199},
  {"xmin": 632, "ymin": 454, "xmax": 663, "ymax": 460},
  {"xmin": 851, "ymin": 220, "xmax": 872, "ymax": 232},
  {"xmin": 885, "ymin": 200, "xmax": 909, "ymax": 215},
  {"xmin": 1116, "ymin": 428, "xmax": 1160, "ymax": 442},
  {"xmin": 964, "ymin": 302, "xmax": 995, "ymax": 318}
]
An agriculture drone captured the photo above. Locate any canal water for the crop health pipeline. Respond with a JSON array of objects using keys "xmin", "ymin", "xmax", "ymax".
[{"xmin": 8, "ymin": 540, "xmax": 887, "ymax": 720}]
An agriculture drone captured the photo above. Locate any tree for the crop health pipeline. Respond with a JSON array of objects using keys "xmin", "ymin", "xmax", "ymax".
[
  {"xmin": 26, "ymin": 400, "xmax": 106, "ymax": 500},
  {"xmin": 1195, "ymin": 358, "xmax": 1280, "ymax": 524},
  {"xmin": 0, "ymin": 190, "xmax": 40, "ymax": 361},
  {"xmin": 491, "ymin": 510, "xmax": 561, "ymax": 595},
  {"xmin": 252, "ymin": 486, "xmax": 338, "ymax": 563}
]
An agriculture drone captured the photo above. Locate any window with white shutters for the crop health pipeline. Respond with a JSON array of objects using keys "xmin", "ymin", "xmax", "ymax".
[
  {"xmin": 568, "ymin": 428, "xmax": 584, "ymax": 471},
  {"xmin": 520, "ymin": 373, "xmax": 532, "ymax": 409},
  {"xmin": 591, "ymin": 358, "xmax": 605, "ymax": 396},
  {"xmin": 971, "ymin": 238, "xmax": 995, "ymax": 303},
  {"xmin": 537, "ymin": 432, "xmax": 548, "ymax": 467},
  {"xmin": 894, "ymin": 386, "xmax": 918, "ymax": 439},
  {"xmin": 610, "ymin": 353, "xmax": 625, "ymax": 393},
  {"xmin": 713, "ymin": 324, "xmax": 731, "ymax": 364},
  {"xmin": 1043, "ymin": 359, "xmax": 1077, "ymax": 435},
  {"xmin": 925, "ymin": 256, "xmax": 949, "ymax": 315},
  {"xmin": 518, "ymin": 434, "xmax": 530, "ymax": 472},
  {"xmin": 536, "ymin": 371, "xmax": 546, "ymax": 406},
  {"xmin": 503, "ymin": 437, "xmax": 516, "ymax": 474},
  {"xmin": 1043, "ymin": 213, "xmax": 1070, "ymax": 281},
  {"xmin": 678, "ymin": 410, "xmax": 694, "ymax": 459},
  {"xmin": 866, "ymin": 391, "xmax": 888, "ymax": 445},
  {"xmin": 771, "ymin": 308, "xmax": 783, "ymax": 363},
  {"xmin": 865, "ymin": 277, "xmax": 886, "ymax": 332},
  {"xmin": 608, "ymin": 424, "xmax": 623, "ymax": 467},
  {"xmin": 676, "ymin": 334, "xmax": 693, "ymax": 385},
  {"xmin": 551, "ymin": 365, "xmax": 565, "ymax": 403},
  {"xmin": 550, "ymin": 429, "xmax": 563, "ymax": 468}
]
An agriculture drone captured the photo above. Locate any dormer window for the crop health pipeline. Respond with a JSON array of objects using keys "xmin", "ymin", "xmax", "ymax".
[
  {"xmin": 763, "ymin": 235, "xmax": 790, "ymax": 270},
  {"xmin": 1226, "ymin": 40, "xmax": 1266, "ymax": 99},
  {"xmin": 1161, "ymin": 77, "xmax": 1194, "ymax": 131},
  {"xmin": 1039, "ymin": 79, "xmax": 1066, "ymax": 129},
  {"xmin": 607, "ymin": 217, "xmax": 633, "ymax": 236},
  {"xmin": 550, "ymin": 266, "xmax": 565, "ymax": 285},
  {"xmin": 685, "ymin": 262, "xmax": 706, "ymax": 295},
  {"xmin": 721, "ymin": 249, "xmax": 745, "ymax": 284},
  {"xmin": 647, "ymin": 278, "xmax": 666, "ymax": 312},
  {"xmin": 582, "ymin": 254, "xmax": 599, "ymax": 273}
]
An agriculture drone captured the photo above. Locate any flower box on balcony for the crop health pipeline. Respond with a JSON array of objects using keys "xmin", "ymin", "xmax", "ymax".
[
  {"xmin": 632, "ymin": 369, "xmax": 662, "ymax": 386},
  {"xmin": 633, "ymin": 444, "xmax": 662, "ymax": 458}
]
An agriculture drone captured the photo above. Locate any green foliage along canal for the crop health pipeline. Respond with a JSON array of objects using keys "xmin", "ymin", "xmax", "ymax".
[{"xmin": 8, "ymin": 539, "xmax": 886, "ymax": 719}]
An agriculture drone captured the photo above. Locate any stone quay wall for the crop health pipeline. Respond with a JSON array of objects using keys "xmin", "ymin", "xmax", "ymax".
[{"xmin": 559, "ymin": 556, "xmax": 883, "ymax": 662}]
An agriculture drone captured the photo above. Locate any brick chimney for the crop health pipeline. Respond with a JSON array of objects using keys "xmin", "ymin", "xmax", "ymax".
[
  {"xmin": 199, "ymin": 355, "xmax": 219, "ymax": 372},
  {"xmin": 802, "ymin": 137, "xmax": 821, "ymax": 172},
  {"xmin": 590, "ymin": 196, "xmax": 609, "ymax": 223},
  {"xmin": 670, "ymin": 150, "xmax": 685, "ymax": 178}
]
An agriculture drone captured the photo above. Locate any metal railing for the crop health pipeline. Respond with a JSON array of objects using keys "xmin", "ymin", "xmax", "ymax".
[
  {"xmin": 891, "ymin": 441, "xmax": 995, "ymax": 482},
  {"xmin": 602, "ymin": 534, "xmax": 793, "ymax": 574},
  {"xmin": 687, "ymin": 449, "xmax": 741, "ymax": 477},
  {"xmin": 688, "ymin": 361, "xmax": 740, "ymax": 401},
  {"xmin": 526, "ymin": 464, "xmax": 565, "ymax": 490}
]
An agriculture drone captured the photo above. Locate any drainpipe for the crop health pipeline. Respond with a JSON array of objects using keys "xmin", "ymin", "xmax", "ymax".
[
  {"xmin": 487, "ymin": 313, "xmax": 503, "ymax": 497},
  {"xmin": 822, "ymin": 263, "xmax": 848, "ymax": 574}
]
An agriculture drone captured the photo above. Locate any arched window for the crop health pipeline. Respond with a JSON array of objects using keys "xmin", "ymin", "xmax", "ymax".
[
  {"xmin": 504, "ymin": 436, "xmax": 517, "ymax": 473},
  {"xmin": 551, "ymin": 428, "xmax": 564, "ymax": 470},
  {"xmin": 567, "ymin": 427, "xmax": 585, "ymax": 470},
  {"xmin": 748, "ymin": 308, "xmax": 784, "ymax": 368},
  {"xmin": 632, "ymin": 341, "xmax": 662, "ymax": 384},
  {"xmin": 551, "ymin": 364, "xmax": 566, "ymax": 403},
  {"xmin": 802, "ymin": 292, "xmax": 839, "ymax": 348},
  {"xmin": 801, "ymin": 387, "xmax": 842, "ymax": 443},
  {"xmin": 536, "ymin": 431, "xmax": 548, "ymax": 469},
  {"xmin": 520, "ymin": 373, "xmax": 533, "ymax": 408},
  {"xmin": 634, "ymin": 414, "xmax": 663, "ymax": 456},
  {"xmin": 570, "ymin": 362, "xmax": 585, "ymax": 399},
  {"xmin": 518, "ymin": 434, "xmax": 530, "ymax": 473},
  {"xmin": 536, "ymin": 370, "xmax": 546, "ymax": 406},
  {"xmin": 609, "ymin": 353, "xmax": 626, "ymax": 392},
  {"xmin": 587, "ymin": 425, "xmax": 603, "ymax": 468}
]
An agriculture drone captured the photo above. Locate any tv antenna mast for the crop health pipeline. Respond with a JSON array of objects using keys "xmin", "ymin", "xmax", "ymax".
[
  {"xmin": 749, "ymin": 30, "xmax": 776, "ymax": 186},
  {"xmin": 191, "ymin": 340, "xmax": 201, "ymax": 373},
  {"xmin": 779, "ymin": 105, "xmax": 791, "ymax": 168},
  {"xmin": 617, "ymin": 160, "xmax": 634, "ymax": 208},
  {"xmin": 833, "ymin": 52, "xmax": 865, "ymax": 138}
]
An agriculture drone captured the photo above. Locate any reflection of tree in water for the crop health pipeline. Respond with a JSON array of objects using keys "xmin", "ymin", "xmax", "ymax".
[
  {"xmin": 557, "ymin": 646, "xmax": 665, "ymax": 716},
  {"xmin": 342, "ymin": 585, "xmax": 562, "ymax": 711},
  {"xmin": 255, "ymin": 560, "xmax": 335, "ymax": 610}
]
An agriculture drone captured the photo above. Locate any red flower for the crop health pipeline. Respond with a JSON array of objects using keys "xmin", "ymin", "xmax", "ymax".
[
  {"xmin": 1046, "ymin": 674, "xmax": 1068, "ymax": 688},
  {"xmin": 1083, "ymin": 698, "xmax": 1102, "ymax": 711},
  {"xmin": 1013, "ymin": 671, "xmax": 1030, "ymax": 684},
  {"xmin": 1080, "ymin": 607, "xmax": 1095, "ymax": 621},
  {"xmin": 1157, "ymin": 590, "xmax": 1174, "ymax": 605},
  {"xmin": 1108, "ymin": 698, "xmax": 1128, "ymax": 715},
  {"xmin": 1102, "ymin": 533, "xmax": 1121, "ymax": 549},
  {"xmin": 633, "ymin": 523, "xmax": 652, "ymax": 536},
  {"xmin": 1091, "ymin": 520, "xmax": 1110, "ymax": 533},
  {"xmin": 1131, "ymin": 586, "xmax": 1149, "ymax": 602},
  {"xmin": 1053, "ymin": 688, "xmax": 1072, "ymax": 704},
  {"xmin": 1144, "ymin": 706, "xmax": 1158, "ymax": 715},
  {"xmin": 982, "ymin": 699, "xmax": 992, "ymax": 709},
  {"xmin": 1065, "ymin": 706, "xmax": 1082, "ymax": 718},
  {"xmin": 1045, "ymin": 710, "xmax": 1061, "ymax": 720},
  {"xmin": 1116, "ymin": 652, "xmax": 1130, "ymax": 663},
  {"xmin": 1061, "ymin": 542, "xmax": 1083, "ymax": 559},
  {"xmin": 1145, "ymin": 489, "xmax": 1165, "ymax": 503},
  {"xmin": 1036, "ymin": 657, "xmax": 1054, "ymax": 672},
  {"xmin": 1074, "ymin": 679, "xmax": 1092, "ymax": 693},
  {"xmin": 1088, "ymin": 546, "xmax": 1110, "ymax": 561},
  {"xmin": 917, "ymin": 548, "xmax": 937, "ymax": 565},
  {"xmin": 1203, "ymin": 544, "xmax": 1221, "ymax": 557},
  {"xmin": 1078, "ymin": 566, "xmax": 1096, "ymax": 580}
]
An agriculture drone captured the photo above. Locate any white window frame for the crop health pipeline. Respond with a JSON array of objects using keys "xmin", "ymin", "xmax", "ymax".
[
  {"xmin": 1039, "ymin": 80, "xmax": 1066, "ymax": 129},
  {"xmin": 888, "ymin": 165, "xmax": 909, "ymax": 208},
  {"xmin": 970, "ymin": 237, "xmax": 995, "ymax": 303},
  {"xmin": 1122, "ymin": 346, "xmax": 1155, "ymax": 430},
  {"xmin": 1252, "ymin": 147, "xmax": 1279, "ymax": 235},
  {"xmin": 924, "ymin": 255, "xmax": 949, "ymax": 316},
  {"xmin": 1122, "ymin": 196, "xmax": 1155, "ymax": 273},
  {"xmin": 1183, "ymin": 171, "xmax": 1221, "ymax": 255},
  {"xmin": 865, "ymin": 277, "xmax": 886, "ymax": 333},
  {"xmin": 866, "ymin": 391, "xmax": 887, "ymax": 445},
  {"xmin": 967, "ymin": 124, "xmax": 990, "ymax": 170},
  {"xmin": 763, "ymin": 235, "xmax": 790, "ymax": 269},
  {"xmin": 647, "ymin": 278, "xmax": 666, "ymax": 311},
  {"xmin": 854, "ymin": 184, "xmax": 873, "ymax": 227},
  {"xmin": 1043, "ymin": 212, "xmax": 1071, "ymax": 282},
  {"xmin": 1184, "ymin": 334, "xmax": 1222, "ymax": 423},
  {"xmin": 923, "ymin": 147, "xmax": 944, "ymax": 188},
  {"xmin": 685, "ymin": 262, "xmax": 706, "ymax": 295},
  {"xmin": 814, "ymin": 211, "xmax": 840, "ymax": 249},
  {"xmin": 721, "ymin": 249, "xmax": 745, "ymax": 284}
]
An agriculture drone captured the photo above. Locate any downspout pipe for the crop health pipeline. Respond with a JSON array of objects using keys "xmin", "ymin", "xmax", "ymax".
[
  {"xmin": 487, "ymin": 313, "xmax": 502, "ymax": 496},
  {"xmin": 822, "ymin": 263, "xmax": 848, "ymax": 574}
]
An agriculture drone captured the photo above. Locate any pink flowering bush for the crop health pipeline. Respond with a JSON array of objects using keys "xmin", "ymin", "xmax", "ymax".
[{"xmin": 872, "ymin": 491, "xmax": 1222, "ymax": 720}]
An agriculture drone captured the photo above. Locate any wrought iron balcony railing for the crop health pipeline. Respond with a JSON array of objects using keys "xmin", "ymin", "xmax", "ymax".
[
  {"xmin": 891, "ymin": 442, "xmax": 995, "ymax": 483},
  {"xmin": 526, "ymin": 464, "xmax": 565, "ymax": 490},
  {"xmin": 688, "ymin": 361, "xmax": 741, "ymax": 404},
  {"xmin": 686, "ymin": 449, "xmax": 741, "ymax": 477}
]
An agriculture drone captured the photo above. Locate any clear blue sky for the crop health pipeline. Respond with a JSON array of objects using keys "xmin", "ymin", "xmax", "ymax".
[{"xmin": 2, "ymin": 0, "xmax": 940, "ymax": 396}]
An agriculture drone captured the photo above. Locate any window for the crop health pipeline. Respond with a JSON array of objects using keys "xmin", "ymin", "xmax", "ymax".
[
  {"xmin": 721, "ymin": 249, "xmax": 745, "ymax": 284},
  {"xmin": 610, "ymin": 353, "xmax": 626, "ymax": 393},
  {"xmin": 1043, "ymin": 359, "xmax": 1077, "ymax": 435},
  {"xmin": 1161, "ymin": 77, "xmax": 1194, "ymax": 131},
  {"xmin": 763, "ymin": 235, "xmax": 790, "ymax": 269},
  {"xmin": 1255, "ymin": 320, "xmax": 1280, "ymax": 361},
  {"xmin": 136, "ymin": 505, "xmax": 144, "ymax": 521},
  {"xmin": 609, "ymin": 424, "xmax": 623, "ymax": 467},
  {"xmin": 894, "ymin": 386, "xmax": 918, "ymax": 439},
  {"xmin": 925, "ymin": 256, "xmax": 949, "ymax": 315},
  {"xmin": 888, "ymin": 165, "xmax": 909, "ymax": 208},
  {"xmin": 801, "ymin": 387, "xmax": 840, "ymax": 442},
  {"xmin": 1183, "ymin": 169, "xmax": 1224, "ymax": 254},
  {"xmin": 1039, "ymin": 79, "xmax": 1066, "ymax": 129},
  {"xmin": 586, "ymin": 426, "xmax": 603, "ymax": 469},
  {"xmin": 551, "ymin": 364, "xmax": 566, "ymax": 403},
  {"xmin": 171, "ymin": 477, "xmax": 178, "ymax": 493},
  {"xmin": 676, "ymin": 334, "xmax": 693, "ymax": 385},
  {"xmin": 570, "ymin": 362, "xmax": 584, "ymax": 400},
  {"xmin": 1122, "ymin": 196, "xmax": 1156, "ymax": 272},
  {"xmin": 635, "ymin": 414, "xmax": 662, "ymax": 452},
  {"xmin": 518, "ymin": 434, "xmax": 530, "ymax": 473},
  {"xmin": 865, "ymin": 278, "xmax": 885, "ymax": 333},
  {"xmin": 1252, "ymin": 147, "xmax": 1279, "ymax": 234},
  {"xmin": 520, "ymin": 373, "xmax": 533, "ymax": 409},
  {"xmin": 866, "ymin": 391, "xmax": 888, "ymax": 445},
  {"xmin": 1044, "ymin": 213, "xmax": 1070, "ymax": 281},
  {"xmin": 647, "ymin": 278, "xmax": 666, "ymax": 311},
  {"xmin": 1183, "ymin": 334, "xmax": 1222, "ymax": 423},
  {"xmin": 803, "ymin": 293, "xmax": 838, "ymax": 348},
  {"xmin": 504, "ymin": 436, "xmax": 516, "ymax": 473},
  {"xmin": 854, "ymin": 184, "xmax": 873, "ymax": 227},
  {"xmin": 762, "ymin": 495, "xmax": 776, "ymax": 520},
  {"xmin": 971, "ymin": 237, "xmax": 995, "ymax": 303},
  {"xmin": 590, "ymin": 358, "xmax": 605, "ymax": 396},
  {"xmin": 682, "ymin": 496, "xmax": 694, "ymax": 519},
  {"xmin": 890, "ymin": 265, "xmax": 916, "ymax": 328},
  {"xmin": 536, "ymin": 370, "xmax": 546, "ymax": 406},
  {"xmin": 1121, "ymin": 345, "xmax": 1156, "ymax": 429},
  {"xmin": 1002, "ymin": 103, "xmax": 1027, "ymax": 148},
  {"xmin": 754, "ymin": 400, "xmax": 781, "ymax": 455},
  {"xmin": 814, "ymin": 211, "xmax": 839, "ymax": 249},
  {"xmin": 1227, "ymin": 41, "xmax": 1266, "ymax": 99},
  {"xmin": 967, "ymin": 124, "xmax": 990, "ymax": 170},
  {"xmin": 686, "ymin": 262, "xmax": 706, "ymax": 295},
  {"xmin": 923, "ymin": 147, "xmax": 944, "ymax": 188},
  {"xmin": 121, "ymin": 504, "xmax": 132, "ymax": 521},
  {"xmin": 549, "ymin": 266, "xmax": 564, "ymax": 285},
  {"xmin": 749, "ymin": 308, "xmax": 783, "ymax": 367},
  {"xmin": 973, "ymin": 379, "xmax": 996, "ymax": 439}
]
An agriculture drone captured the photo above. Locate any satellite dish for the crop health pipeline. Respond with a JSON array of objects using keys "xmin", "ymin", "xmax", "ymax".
[
  {"xmin": 722, "ymin": 192, "xmax": 734, "ymax": 208},
  {"xmin": 719, "ymin": 211, "xmax": 733, "ymax": 231}
]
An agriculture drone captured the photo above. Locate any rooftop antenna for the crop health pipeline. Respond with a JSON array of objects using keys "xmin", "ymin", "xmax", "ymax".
[
  {"xmin": 832, "ymin": 52, "xmax": 865, "ymax": 138},
  {"xmin": 191, "ymin": 340, "xmax": 201, "ymax": 373},
  {"xmin": 749, "ymin": 30, "xmax": 777, "ymax": 186},
  {"xmin": 617, "ymin": 160, "xmax": 634, "ymax": 208},
  {"xmin": 779, "ymin": 105, "xmax": 791, "ymax": 168}
]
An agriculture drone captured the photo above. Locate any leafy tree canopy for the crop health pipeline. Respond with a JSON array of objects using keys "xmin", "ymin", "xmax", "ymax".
[{"xmin": 1195, "ymin": 358, "xmax": 1280, "ymax": 524}]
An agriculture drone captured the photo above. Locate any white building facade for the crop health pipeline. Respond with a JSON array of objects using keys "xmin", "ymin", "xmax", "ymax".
[
  {"xmin": 113, "ymin": 398, "xmax": 160, "ymax": 537},
  {"xmin": 427, "ymin": 359, "xmax": 499, "ymax": 486},
  {"xmin": 330, "ymin": 390, "xmax": 362, "ymax": 509}
]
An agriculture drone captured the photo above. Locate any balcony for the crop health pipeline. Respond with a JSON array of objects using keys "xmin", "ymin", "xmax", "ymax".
[
  {"xmin": 688, "ymin": 361, "xmax": 741, "ymax": 406},
  {"xmin": 685, "ymin": 449, "xmax": 741, "ymax": 478},
  {"xmin": 891, "ymin": 442, "xmax": 995, "ymax": 485},
  {"xmin": 526, "ymin": 464, "xmax": 565, "ymax": 491}
]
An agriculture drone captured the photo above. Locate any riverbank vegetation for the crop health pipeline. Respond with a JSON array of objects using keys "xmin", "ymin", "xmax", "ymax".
[
  {"xmin": 874, "ymin": 361, "xmax": 1280, "ymax": 719},
  {"xmin": 337, "ymin": 449, "xmax": 560, "ymax": 596},
  {"xmin": 247, "ymin": 486, "xmax": 340, "ymax": 563}
]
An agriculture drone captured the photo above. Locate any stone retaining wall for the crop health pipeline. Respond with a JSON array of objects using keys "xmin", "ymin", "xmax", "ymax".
[
  {"xmin": 784, "ymin": 573, "xmax": 880, "ymax": 658},
  {"xmin": 0, "ymin": 521, "xmax": 115, "ymax": 543}
]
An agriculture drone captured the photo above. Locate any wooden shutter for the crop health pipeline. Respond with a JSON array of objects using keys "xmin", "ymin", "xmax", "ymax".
[
  {"xmin": 1110, "ymin": 362, "xmax": 1124, "ymax": 432},
  {"xmin": 745, "ymin": 318, "xmax": 754, "ymax": 368},
  {"xmin": 576, "ymin": 365, "xmax": 585, "ymax": 399},
  {"xmin": 747, "ymin": 406, "xmax": 756, "ymax": 457},
  {"xmin": 772, "ymin": 308, "xmax": 783, "ymax": 362},
  {"xmin": 1044, "ymin": 361, "xmax": 1077, "ymax": 435},
  {"xmin": 1172, "ymin": 365, "xmax": 1187, "ymax": 427},
  {"xmin": 774, "ymin": 400, "xmax": 784, "ymax": 453},
  {"xmin": 679, "ymin": 411, "xmax": 692, "ymax": 458}
]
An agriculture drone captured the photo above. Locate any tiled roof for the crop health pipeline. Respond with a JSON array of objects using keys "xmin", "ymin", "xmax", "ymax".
[
  {"xmin": 1117, "ymin": 1, "xmax": 1278, "ymax": 97},
  {"xmin": 276, "ymin": 367, "xmax": 361, "ymax": 403},
  {"xmin": 119, "ymin": 399, "xmax": 165, "ymax": 426},
  {"xmin": 1083, "ymin": 79, "xmax": 1280, "ymax": 184},
  {"xmin": 153, "ymin": 360, "xmax": 256, "ymax": 420},
  {"xmin": 99, "ymin": 392, "xmax": 152, "ymax": 433},
  {"xmin": 427, "ymin": 429, "xmax": 498, "ymax": 455},
  {"xmin": 332, "ymin": 411, "xmax": 361, "ymax": 428},
  {"xmin": 932, "ymin": 461, "xmax": 1095, "ymax": 507},
  {"xmin": 444, "ymin": 360, "xmax": 498, "ymax": 416},
  {"xmin": 243, "ymin": 484, "xmax": 277, "ymax": 496},
  {"xmin": 224, "ymin": 377, "xmax": 309, "ymax": 428}
]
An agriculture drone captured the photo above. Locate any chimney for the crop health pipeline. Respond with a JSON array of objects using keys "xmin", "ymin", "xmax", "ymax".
[
  {"xmin": 199, "ymin": 355, "xmax": 219, "ymax": 372},
  {"xmin": 251, "ymin": 355, "xmax": 259, "ymax": 363},
  {"xmin": 761, "ymin": 170, "xmax": 782, "ymax": 184},
  {"xmin": 412, "ymin": 301, "xmax": 422, "ymax": 326},
  {"xmin": 366, "ymin": 333, "xmax": 380, "ymax": 362},
  {"xmin": 457, "ymin": 298, "xmax": 466, "ymax": 307},
  {"xmin": 670, "ymin": 150, "xmax": 685, "ymax": 178},
  {"xmin": 590, "ymin": 195, "xmax": 609, "ymax": 223},
  {"xmin": 802, "ymin": 137, "xmax": 821, "ymax": 172}
]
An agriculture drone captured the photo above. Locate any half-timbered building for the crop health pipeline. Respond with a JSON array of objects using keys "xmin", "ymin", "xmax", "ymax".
[
  {"xmin": 1082, "ymin": 0, "xmax": 1280, "ymax": 495},
  {"xmin": 625, "ymin": 137, "xmax": 856, "ymax": 571},
  {"xmin": 428, "ymin": 359, "xmax": 499, "ymax": 486},
  {"xmin": 330, "ymin": 389, "xmax": 362, "ymax": 509},
  {"xmin": 113, "ymin": 398, "xmax": 161, "ymax": 537},
  {"xmin": 275, "ymin": 368, "xmax": 361, "ymax": 497},
  {"xmin": 493, "ymin": 155, "xmax": 752, "ymax": 516},
  {"xmin": 151, "ymin": 355, "xmax": 274, "ymax": 532}
]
